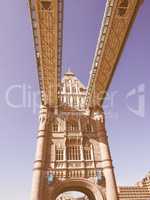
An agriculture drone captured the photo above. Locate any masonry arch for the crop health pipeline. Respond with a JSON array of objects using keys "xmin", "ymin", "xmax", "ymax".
[{"xmin": 50, "ymin": 178, "xmax": 106, "ymax": 200}]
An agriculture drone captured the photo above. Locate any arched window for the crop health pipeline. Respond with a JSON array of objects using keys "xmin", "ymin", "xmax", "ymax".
[
  {"xmin": 117, "ymin": 0, "xmax": 128, "ymax": 17},
  {"xmin": 67, "ymin": 139, "xmax": 81, "ymax": 160}
]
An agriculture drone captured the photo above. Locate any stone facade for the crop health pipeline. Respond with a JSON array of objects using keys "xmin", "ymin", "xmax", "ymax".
[
  {"xmin": 30, "ymin": 71, "xmax": 118, "ymax": 200},
  {"xmin": 30, "ymin": 71, "xmax": 150, "ymax": 200},
  {"xmin": 60, "ymin": 70, "xmax": 86, "ymax": 110},
  {"xmin": 118, "ymin": 172, "xmax": 150, "ymax": 199},
  {"xmin": 27, "ymin": 0, "xmax": 144, "ymax": 199}
]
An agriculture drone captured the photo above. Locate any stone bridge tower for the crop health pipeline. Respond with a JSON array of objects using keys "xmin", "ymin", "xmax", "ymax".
[
  {"xmin": 30, "ymin": 71, "xmax": 118, "ymax": 200},
  {"xmin": 28, "ymin": 0, "xmax": 143, "ymax": 199}
]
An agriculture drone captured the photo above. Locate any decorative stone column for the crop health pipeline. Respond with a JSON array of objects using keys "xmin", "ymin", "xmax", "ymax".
[
  {"xmin": 30, "ymin": 105, "xmax": 48, "ymax": 200},
  {"xmin": 93, "ymin": 107, "xmax": 118, "ymax": 200},
  {"xmin": 80, "ymin": 138, "xmax": 84, "ymax": 161}
]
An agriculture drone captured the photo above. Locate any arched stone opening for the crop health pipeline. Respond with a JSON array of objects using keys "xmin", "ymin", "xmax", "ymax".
[
  {"xmin": 56, "ymin": 191, "xmax": 91, "ymax": 200},
  {"xmin": 50, "ymin": 179, "xmax": 106, "ymax": 200}
]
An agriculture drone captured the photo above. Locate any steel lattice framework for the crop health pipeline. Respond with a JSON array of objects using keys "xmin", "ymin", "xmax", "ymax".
[
  {"xmin": 85, "ymin": 0, "xmax": 143, "ymax": 108},
  {"xmin": 29, "ymin": 0, "xmax": 63, "ymax": 107},
  {"xmin": 29, "ymin": 0, "xmax": 143, "ymax": 109}
]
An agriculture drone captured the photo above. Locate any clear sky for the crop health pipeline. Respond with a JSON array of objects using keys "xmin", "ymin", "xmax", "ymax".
[{"xmin": 0, "ymin": 0, "xmax": 150, "ymax": 200}]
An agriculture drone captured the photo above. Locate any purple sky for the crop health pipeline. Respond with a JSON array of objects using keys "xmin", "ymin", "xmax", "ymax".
[{"xmin": 0, "ymin": 0, "xmax": 150, "ymax": 199}]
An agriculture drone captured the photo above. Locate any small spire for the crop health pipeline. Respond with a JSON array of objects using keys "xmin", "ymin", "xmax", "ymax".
[
  {"xmin": 64, "ymin": 67, "xmax": 75, "ymax": 76},
  {"xmin": 67, "ymin": 67, "xmax": 71, "ymax": 73}
]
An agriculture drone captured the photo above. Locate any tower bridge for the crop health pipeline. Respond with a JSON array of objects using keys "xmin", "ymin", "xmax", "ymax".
[{"xmin": 28, "ymin": 0, "xmax": 146, "ymax": 200}]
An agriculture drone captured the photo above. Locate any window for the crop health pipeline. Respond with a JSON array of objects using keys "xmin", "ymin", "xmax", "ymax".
[
  {"xmin": 66, "ymin": 96, "xmax": 70, "ymax": 105},
  {"xmin": 66, "ymin": 121, "xmax": 79, "ymax": 132},
  {"xmin": 56, "ymin": 147, "xmax": 64, "ymax": 161},
  {"xmin": 79, "ymin": 97, "xmax": 83, "ymax": 109},
  {"xmin": 72, "ymin": 87, "xmax": 76, "ymax": 93},
  {"xmin": 84, "ymin": 145, "xmax": 92, "ymax": 160},
  {"xmin": 66, "ymin": 87, "xmax": 70, "ymax": 93},
  {"xmin": 61, "ymin": 86, "xmax": 63, "ymax": 92},
  {"xmin": 80, "ymin": 87, "xmax": 86, "ymax": 92},
  {"xmin": 73, "ymin": 96, "xmax": 77, "ymax": 106},
  {"xmin": 53, "ymin": 122, "xmax": 58, "ymax": 132},
  {"xmin": 86, "ymin": 124, "xmax": 91, "ymax": 132},
  {"xmin": 67, "ymin": 146, "xmax": 81, "ymax": 160},
  {"xmin": 67, "ymin": 139, "xmax": 81, "ymax": 160}
]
